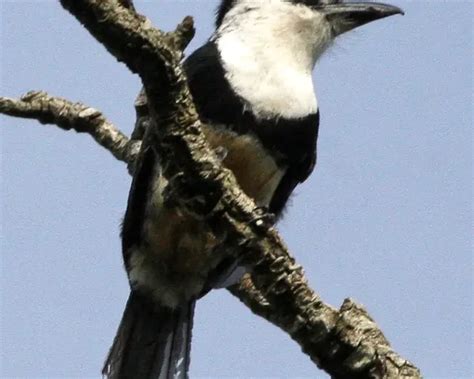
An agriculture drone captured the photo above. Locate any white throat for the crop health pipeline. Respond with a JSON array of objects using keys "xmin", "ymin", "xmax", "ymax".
[{"xmin": 215, "ymin": 0, "xmax": 332, "ymax": 120}]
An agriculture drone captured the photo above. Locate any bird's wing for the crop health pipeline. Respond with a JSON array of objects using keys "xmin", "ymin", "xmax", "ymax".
[
  {"xmin": 269, "ymin": 112, "xmax": 320, "ymax": 216},
  {"xmin": 121, "ymin": 143, "xmax": 156, "ymax": 257}
]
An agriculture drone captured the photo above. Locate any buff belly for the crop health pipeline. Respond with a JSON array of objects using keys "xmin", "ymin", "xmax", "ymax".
[{"xmin": 128, "ymin": 126, "xmax": 285, "ymax": 308}]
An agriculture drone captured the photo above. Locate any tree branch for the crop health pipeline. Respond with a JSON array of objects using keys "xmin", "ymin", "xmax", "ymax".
[
  {"xmin": 0, "ymin": 91, "xmax": 140, "ymax": 167},
  {"xmin": 1, "ymin": 1, "xmax": 421, "ymax": 377}
]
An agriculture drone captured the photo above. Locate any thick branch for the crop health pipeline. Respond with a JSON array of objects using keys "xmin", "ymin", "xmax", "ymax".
[
  {"xmin": 2, "ymin": 1, "xmax": 421, "ymax": 377},
  {"xmin": 1, "ymin": 90, "xmax": 419, "ymax": 378}
]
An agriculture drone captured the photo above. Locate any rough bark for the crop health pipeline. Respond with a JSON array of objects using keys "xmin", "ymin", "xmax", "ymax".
[
  {"xmin": 0, "ymin": 91, "xmax": 140, "ymax": 167},
  {"xmin": 0, "ymin": 1, "xmax": 421, "ymax": 378}
]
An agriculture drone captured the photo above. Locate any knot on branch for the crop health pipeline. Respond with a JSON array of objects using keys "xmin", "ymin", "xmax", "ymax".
[
  {"xmin": 13, "ymin": 91, "xmax": 102, "ymax": 132},
  {"xmin": 315, "ymin": 298, "xmax": 420, "ymax": 378},
  {"xmin": 117, "ymin": 0, "xmax": 135, "ymax": 11}
]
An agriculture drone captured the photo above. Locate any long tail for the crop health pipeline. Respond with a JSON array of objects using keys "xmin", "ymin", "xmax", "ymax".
[{"xmin": 102, "ymin": 292, "xmax": 195, "ymax": 379}]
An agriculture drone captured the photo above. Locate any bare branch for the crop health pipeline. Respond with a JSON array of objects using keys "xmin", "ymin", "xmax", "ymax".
[
  {"xmin": 167, "ymin": 15, "xmax": 196, "ymax": 52},
  {"xmin": 1, "ymin": 1, "xmax": 421, "ymax": 377},
  {"xmin": 0, "ymin": 91, "xmax": 140, "ymax": 166},
  {"xmin": 230, "ymin": 279, "xmax": 420, "ymax": 378}
]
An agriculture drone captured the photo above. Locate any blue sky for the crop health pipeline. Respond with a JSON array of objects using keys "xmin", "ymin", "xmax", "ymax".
[{"xmin": 1, "ymin": 1, "xmax": 472, "ymax": 378}]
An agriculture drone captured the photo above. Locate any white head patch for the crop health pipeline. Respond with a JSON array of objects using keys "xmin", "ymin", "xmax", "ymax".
[{"xmin": 215, "ymin": 0, "xmax": 332, "ymax": 120}]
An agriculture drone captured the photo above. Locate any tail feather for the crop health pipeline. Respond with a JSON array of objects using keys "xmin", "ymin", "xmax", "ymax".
[
  {"xmin": 166, "ymin": 301, "xmax": 194, "ymax": 378},
  {"xmin": 103, "ymin": 292, "xmax": 195, "ymax": 379}
]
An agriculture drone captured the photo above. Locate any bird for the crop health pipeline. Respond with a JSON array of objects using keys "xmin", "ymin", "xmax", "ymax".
[{"xmin": 102, "ymin": 1, "xmax": 403, "ymax": 378}]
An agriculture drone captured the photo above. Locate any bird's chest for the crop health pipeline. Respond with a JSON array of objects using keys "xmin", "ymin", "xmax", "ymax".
[{"xmin": 202, "ymin": 124, "xmax": 285, "ymax": 206}]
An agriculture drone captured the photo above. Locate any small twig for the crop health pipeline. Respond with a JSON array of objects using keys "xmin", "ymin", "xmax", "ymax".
[{"xmin": 0, "ymin": 91, "xmax": 140, "ymax": 166}]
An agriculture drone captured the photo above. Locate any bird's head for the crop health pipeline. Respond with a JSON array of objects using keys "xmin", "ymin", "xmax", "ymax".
[
  {"xmin": 216, "ymin": 0, "xmax": 403, "ymax": 63},
  {"xmin": 309, "ymin": 0, "xmax": 404, "ymax": 36},
  {"xmin": 214, "ymin": 0, "xmax": 403, "ymax": 119}
]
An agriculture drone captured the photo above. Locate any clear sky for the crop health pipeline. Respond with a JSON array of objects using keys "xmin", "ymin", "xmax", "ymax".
[{"xmin": 1, "ymin": 1, "xmax": 472, "ymax": 378}]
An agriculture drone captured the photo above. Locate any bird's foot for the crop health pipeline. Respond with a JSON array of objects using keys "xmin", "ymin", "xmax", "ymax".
[{"xmin": 250, "ymin": 206, "xmax": 275, "ymax": 228}]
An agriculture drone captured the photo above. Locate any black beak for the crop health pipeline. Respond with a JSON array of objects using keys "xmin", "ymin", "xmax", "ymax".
[{"xmin": 318, "ymin": 2, "xmax": 404, "ymax": 36}]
